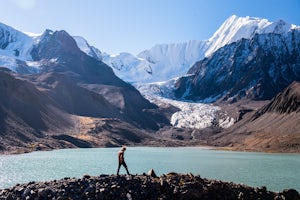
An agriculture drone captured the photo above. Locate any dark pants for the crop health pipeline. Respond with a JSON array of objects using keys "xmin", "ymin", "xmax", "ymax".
[{"xmin": 117, "ymin": 161, "xmax": 130, "ymax": 175}]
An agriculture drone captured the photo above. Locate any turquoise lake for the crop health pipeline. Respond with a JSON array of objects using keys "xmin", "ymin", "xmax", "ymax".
[{"xmin": 0, "ymin": 147, "xmax": 299, "ymax": 192}]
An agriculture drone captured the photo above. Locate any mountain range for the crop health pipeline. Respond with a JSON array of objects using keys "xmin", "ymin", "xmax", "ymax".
[
  {"xmin": 90, "ymin": 15, "xmax": 299, "ymax": 84},
  {"xmin": 0, "ymin": 15, "xmax": 300, "ymax": 153}
]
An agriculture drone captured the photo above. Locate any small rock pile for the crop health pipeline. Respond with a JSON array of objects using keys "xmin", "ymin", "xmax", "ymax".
[{"xmin": 0, "ymin": 173, "xmax": 299, "ymax": 200}]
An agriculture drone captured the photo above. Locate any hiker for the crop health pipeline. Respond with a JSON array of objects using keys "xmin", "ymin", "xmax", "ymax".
[{"xmin": 117, "ymin": 146, "xmax": 130, "ymax": 175}]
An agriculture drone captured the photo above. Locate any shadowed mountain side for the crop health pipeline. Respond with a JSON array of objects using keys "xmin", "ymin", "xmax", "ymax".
[
  {"xmin": 210, "ymin": 82, "xmax": 300, "ymax": 152},
  {"xmin": 32, "ymin": 72, "xmax": 122, "ymax": 118},
  {"xmin": 0, "ymin": 70, "xmax": 74, "ymax": 149},
  {"xmin": 253, "ymin": 81, "xmax": 300, "ymax": 116},
  {"xmin": 31, "ymin": 71, "xmax": 167, "ymax": 130}
]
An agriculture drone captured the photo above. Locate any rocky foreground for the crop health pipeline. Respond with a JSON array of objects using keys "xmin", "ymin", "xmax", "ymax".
[{"xmin": 0, "ymin": 172, "xmax": 299, "ymax": 200}]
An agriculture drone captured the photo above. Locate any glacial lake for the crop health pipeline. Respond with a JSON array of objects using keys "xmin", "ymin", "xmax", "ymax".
[{"xmin": 0, "ymin": 147, "xmax": 299, "ymax": 192}]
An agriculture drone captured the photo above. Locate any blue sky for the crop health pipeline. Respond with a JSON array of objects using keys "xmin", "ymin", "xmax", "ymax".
[{"xmin": 1, "ymin": 0, "xmax": 300, "ymax": 55}]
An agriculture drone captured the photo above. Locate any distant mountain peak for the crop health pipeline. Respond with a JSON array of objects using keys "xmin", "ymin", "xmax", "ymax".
[
  {"xmin": 205, "ymin": 15, "xmax": 300, "ymax": 57},
  {"xmin": 31, "ymin": 29, "xmax": 81, "ymax": 61},
  {"xmin": 206, "ymin": 15, "xmax": 270, "ymax": 56}
]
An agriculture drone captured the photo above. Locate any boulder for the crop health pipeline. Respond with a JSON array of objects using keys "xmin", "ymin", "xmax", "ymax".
[{"xmin": 147, "ymin": 169, "xmax": 157, "ymax": 178}]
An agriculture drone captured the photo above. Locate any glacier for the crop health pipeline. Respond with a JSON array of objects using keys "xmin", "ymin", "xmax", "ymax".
[{"xmin": 135, "ymin": 81, "xmax": 235, "ymax": 129}]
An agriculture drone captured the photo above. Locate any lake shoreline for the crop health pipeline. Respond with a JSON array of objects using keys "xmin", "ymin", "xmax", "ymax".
[
  {"xmin": 0, "ymin": 173, "xmax": 299, "ymax": 200},
  {"xmin": 2, "ymin": 143, "xmax": 300, "ymax": 156}
]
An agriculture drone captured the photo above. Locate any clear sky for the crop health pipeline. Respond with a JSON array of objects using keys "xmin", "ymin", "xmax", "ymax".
[{"xmin": 0, "ymin": 0, "xmax": 300, "ymax": 55}]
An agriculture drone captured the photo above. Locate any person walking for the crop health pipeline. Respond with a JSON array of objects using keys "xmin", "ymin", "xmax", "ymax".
[{"xmin": 117, "ymin": 146, "xmax": 130, "ymax": 175}]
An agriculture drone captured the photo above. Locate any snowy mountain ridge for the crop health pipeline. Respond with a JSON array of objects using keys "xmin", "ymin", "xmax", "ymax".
[
  {"xmin": 93, "ymin": 15, "xmax": 300, "ymax": 83},
  {"xmin": 1, "ymin": 15, "xmax": 299, "ymax": 78},
  {"xmin": 0, "ymin": 25, "xmax": 102, "ymax": 73}
]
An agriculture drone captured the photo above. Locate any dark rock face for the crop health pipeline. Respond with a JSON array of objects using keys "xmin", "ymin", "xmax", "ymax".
[
  {"xmin": 174, "ymin": 30, "xmax": 300, "ymax": 102},
  {"xmin": 0, "ymin": 173, "xmax": 298, "ymax": 200},
  {"xmin": 254, "ymin": 81, "xmax": 300, "ymax": 118},
  {"xmin": 31, "ymin": 30, "xmax": 81, "ymax": 61},
  {"xmin": 0, "ymin": 27, "xmax": 11, "ymax": 49}
]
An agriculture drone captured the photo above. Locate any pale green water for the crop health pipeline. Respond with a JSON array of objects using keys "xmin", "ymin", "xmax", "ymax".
[{"xmin": 0, "ymin": 147, "xmax": 299, "ymax": 192}]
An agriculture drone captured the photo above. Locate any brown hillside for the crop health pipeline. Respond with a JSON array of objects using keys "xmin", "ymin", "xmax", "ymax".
[{"xmin": 212, "ymin": 81, "xmax": 300, "ymax": 153}]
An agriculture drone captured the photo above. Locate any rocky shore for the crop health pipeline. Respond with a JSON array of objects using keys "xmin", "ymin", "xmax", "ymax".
[{"xmin": 0, "ymin": 172, "xmax": 299, "ymax": 200}]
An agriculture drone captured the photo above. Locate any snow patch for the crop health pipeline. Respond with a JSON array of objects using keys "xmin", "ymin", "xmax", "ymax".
[
  {"xmin": 73, "ymin": 36, "xmax": 102, "ymax": 61},
  {"xmin": 0, "ymin": 55, "xmax": 17, "ymax": 71},
  {"xmin": 23, "ymin": 31, "xmax": 42, "ymax": 37},
  {"xmin": 26, "ymin": 60, "xmax": 40, "ymax": 68}
]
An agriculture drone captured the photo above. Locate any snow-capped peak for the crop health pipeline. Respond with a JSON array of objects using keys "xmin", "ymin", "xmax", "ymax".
[
  {"xmin": 206, "ymin": 15, "xmax": 299, "ymax": 57},
  {"xmin": 206, "ymin": 15, "xmax": 270, "ymax": 56}
]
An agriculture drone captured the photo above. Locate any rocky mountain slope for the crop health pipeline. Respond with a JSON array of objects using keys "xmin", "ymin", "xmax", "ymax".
[
  {"xmin": 254, "ymin": 81, "xmax": 300, "ymax": 114},
  {"xmin": 174, "ymin": 26, "xmax": 300, "ymax": 102},
  {"xmin": 210, "ymin": 81, "xmax": 300, "ymax": 152},
  {"xmin": 0, "ymin": 69, "xmax": 74, "ymax": 151}
]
